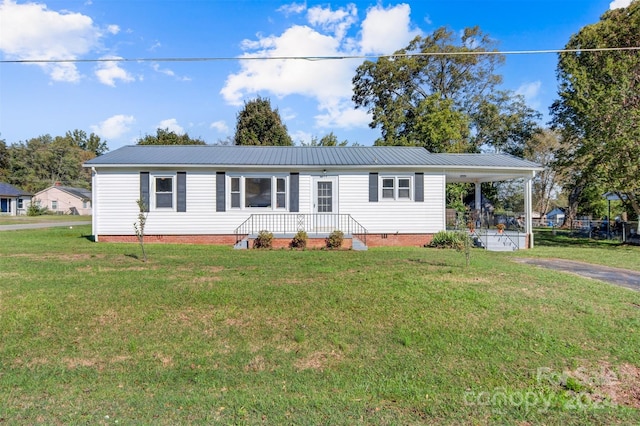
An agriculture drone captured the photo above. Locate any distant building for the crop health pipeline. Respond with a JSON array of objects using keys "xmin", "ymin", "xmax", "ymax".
[
  {"xmin": 546, "ymin": 208, "xmax": 565, "ymax": 226},
  {"xmin": 34, "ymin": 184, "xmax": 92, "ymax": 215},
  {"xmin": 0, "ymin": 182, "xmax": 32, "ymax": 216}
]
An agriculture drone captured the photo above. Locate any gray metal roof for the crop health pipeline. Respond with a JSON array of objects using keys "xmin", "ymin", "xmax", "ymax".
[
  {"xmin": 0, "ymin": 182, "xmax": 31, "ymax": 197},
  {"xmin": 85, "ymin": 145, "xmax": 541, "ymax": 170},
  {"xmin": 57, "ymin": 186, "xmax": 92, "ymax": 201}
]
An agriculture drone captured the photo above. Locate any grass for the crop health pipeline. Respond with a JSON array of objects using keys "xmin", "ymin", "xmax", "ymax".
[
  {"xmin": 1, "ymin": 225, "xmax": 639, "ymax": 424},
  {"xmin": 0, "ymin": 214, "xmax": 91, "ymax": 225},
  {"xmin": 518, "ymin": 228, "xmax": 640, "ymax": 271}
]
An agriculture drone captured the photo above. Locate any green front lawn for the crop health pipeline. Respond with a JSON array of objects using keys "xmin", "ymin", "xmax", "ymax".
[
  {"xmin": 0, "ymin": 214, "xmax": 91, "ymax": 225},
  {"xmin": 1, "ymin": 226, "xmax": 639, "ymax": 424}
]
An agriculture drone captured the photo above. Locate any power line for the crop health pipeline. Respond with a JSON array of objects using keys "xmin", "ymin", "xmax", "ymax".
[{"xmin": 2, "ymin": 46, "xmax": 640, "ymax": 64}]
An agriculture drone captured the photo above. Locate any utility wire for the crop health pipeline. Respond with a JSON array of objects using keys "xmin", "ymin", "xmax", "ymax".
[{"xmin": 2, "ymin": 46, "xmax": 640, "ymax": 64}]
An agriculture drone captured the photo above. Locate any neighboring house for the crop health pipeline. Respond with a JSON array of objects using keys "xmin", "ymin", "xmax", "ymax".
[
  {"xmin": 84, "ymin": 145, "xmax": 541, "ymax": 249},
  {"xmin": 546, "ymin": 208, "xmax": 565, "ymax": 226},
  {"xmin": 0, "ymin": 182, "xmax": 32, "ymax": 216},
  {"xmin": 34, "ymin": 184, "xmax": 92, "ymax": 215}
]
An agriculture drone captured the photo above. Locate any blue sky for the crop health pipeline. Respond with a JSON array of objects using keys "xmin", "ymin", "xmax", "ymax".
[{"xmin": 0, "ymin": 0, "xmax": 632, "ymax": 151}]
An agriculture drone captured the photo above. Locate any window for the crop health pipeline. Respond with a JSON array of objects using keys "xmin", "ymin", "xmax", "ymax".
[
  {"xmin": 380, "ymin": 176, "xmax": 412, "ymax": 201},
  {"xmin": 155, "ymin": 176, "xmax": 173, "ymax": 208},
  {"xmin": 51, "ymin": 200, "xmax": 58, "ymax": 210},
  {"xmin": 276, "ymin": 178, "xmax": 286, "ymax": 208},
  {"xmin": 230, "ymin": 177, "xmax": 241, "ymax": 208},
  {"xmin": 398, "ymin": 178, "xmax": 411, "ymax": 199},
  {"xmin": 83, "ymin": 200, "xmax": 90, "ymax": 209},
  {"xmin": 245, "ymin": 177, "xmax": 272, "ymax": 207},
  {"xmin": 382, "ymin": 178, "xmax": 395, "ymax": 199},
  {"xmin": 229, "ymin": 175, "xmax": 287, "ymax": 210},
  {"xmin": 17, "ymin": 198, "xmax": 23, "ymax": 209}
]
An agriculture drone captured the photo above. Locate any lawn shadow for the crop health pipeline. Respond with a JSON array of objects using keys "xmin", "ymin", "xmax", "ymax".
[
  {"xmin": 534, "ymin": 229, "xmax": 624, "ymax": 249},
  {"xmin": 78, "ymin": 234, "xmax": 95, "ymax": 242}
]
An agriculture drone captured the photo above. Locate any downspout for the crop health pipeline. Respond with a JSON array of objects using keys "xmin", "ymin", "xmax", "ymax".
[{"xmin": 91, "ymin": 167, "xmax": 98, "ymax": 242}]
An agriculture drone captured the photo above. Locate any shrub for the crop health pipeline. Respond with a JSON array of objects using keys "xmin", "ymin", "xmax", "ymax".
[
  {"xmin": 291, "ymin": 230, "xmax": 308, "ymax": 249},
  {"xmin": 326, "ymin": 230, "xmax": 344, "ymax": 249},
  {"xmin": 254, "ymin": 230, "xmax": 273, "ymax": 249},
  {"xmin": 27, "ymin": 200, "xmax": 48, "ymax": 216},
  {"xmin": 428, "ymin": 230, "xmax": 467, "ymax": 249}
]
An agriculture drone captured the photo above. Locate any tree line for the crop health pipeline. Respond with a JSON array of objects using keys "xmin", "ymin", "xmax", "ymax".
[{"xmin": 2, "ymin": 1, "xmax": 638, "ymax": 222}]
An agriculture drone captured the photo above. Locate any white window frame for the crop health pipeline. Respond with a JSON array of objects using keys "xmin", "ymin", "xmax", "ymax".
[
  {"xmin": 380, "ymin": 175, "xmax": 412, "ymax": 201},
  {"xmin": 228, "ymin": 174, "xmax": 288, "ymax": 210},
  {"xmin": 153, "ymin": 174, "xmax": 176, "ymax": 211}
]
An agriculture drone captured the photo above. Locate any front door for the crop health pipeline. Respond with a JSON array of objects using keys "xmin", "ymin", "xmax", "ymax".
[
  {"xmin": 0, "ymin": 198, "xmax": 9, "ymax": 213},
  {"xmin": 313, "ymin": 177, "xmax": 337, "ymax": 213},
  {"xmin": 312, "ymin": 177, "xmax": 338, "ymax": 232}
]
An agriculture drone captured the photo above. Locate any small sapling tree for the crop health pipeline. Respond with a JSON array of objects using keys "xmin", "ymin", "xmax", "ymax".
[{"xmin": 133, "ymin": 199, "xmax": 148, "ymax": 262}]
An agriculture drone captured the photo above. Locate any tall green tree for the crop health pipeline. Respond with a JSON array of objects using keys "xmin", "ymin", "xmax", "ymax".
[
  {"xmin": 352, "ymin": 26, "xmax": 541, "ymax": 154},
  {"xmin": 524, "ymin": 129, "xmax": 563, "ymax": 217},
  {"xmin": 64, "ymin": 129, "xmax": 108, "ymax": 156},
  {"xmin": 0, "ymin": 139, "xmax": 8, "ymax": 181},
  {"xmin": 137, "ymin": 128, "xmax": 207, "ymax": 145},
  {"xmin": 8, "ymin": 135, "xmax": 86, "ymax": 192},
  {"xmin": 302, "ymin": 132, "xmax": 349, "ymax": 146},
  {"xmin": 234, "ymin": 97, "xmax": 293, "ymax": 146},
  {"xmin": 551, "ymin": 0, "xmax": 640, "ymax": 219}
]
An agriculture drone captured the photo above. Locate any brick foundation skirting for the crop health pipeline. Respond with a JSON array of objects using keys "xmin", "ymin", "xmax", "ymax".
[{"xmin": 97, "ymin": 233, "xmax": 434, "ymax": 248}]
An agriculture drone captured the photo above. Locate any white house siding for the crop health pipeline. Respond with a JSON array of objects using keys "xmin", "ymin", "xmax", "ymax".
[
  {"xmin": 94, "ymin": 168, "xmax": 446, "ymax": 237},
  {"xmin": 337, "ymin": 172, "xmax": 445, "ymax": 234},
  {"xmin": 94, "ymin": 170, "xmax": 140, "ymax": 235}
]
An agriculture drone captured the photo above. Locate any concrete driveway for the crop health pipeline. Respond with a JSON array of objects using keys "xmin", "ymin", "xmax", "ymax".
[{"xmin": 514, "ymin": 258, "xmax": 640, "ymax": 291}]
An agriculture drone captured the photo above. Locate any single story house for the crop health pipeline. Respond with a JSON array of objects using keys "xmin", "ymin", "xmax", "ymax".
[
  {"xmin": 0, "ymin": 182, "xmax": 32, "ymax": 216},
  {"xmin": 84, "ymin": 145, "xmax": 541, "ymax": 249},
  {"xmin": 34, "ymin": 184, "xmax": 92, "ymax": 215},
  {"xmin": 546, "ymin": 207, "xmax": 565, "ymax": 226}
]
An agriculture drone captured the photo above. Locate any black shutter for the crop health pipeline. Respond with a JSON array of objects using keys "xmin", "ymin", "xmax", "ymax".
[
  {"xmin": 177, "ymin": 172, "xmax": 186, "ymax": 212},
  {"xmin": 415, "ymin": 172, "xmax": 424, "ymax": 202},
  {"xmin": 216, "ymin": 172, "xmax": 226, "ymax": 212},
  {"xmin": 140, "ymin": 172, "xmax": 149, "ymax": 212},
  {"xmin": 369, "ymin": 172, "xmax": 378, "ymax": 202},
  {"xmin": 290, "ymin": 172, "xmax": 299, "ymax": 212}
]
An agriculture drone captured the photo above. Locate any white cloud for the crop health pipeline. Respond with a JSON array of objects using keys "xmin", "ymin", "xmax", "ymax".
[
  {"xmin": 157, "ymin": 118, "xmax": 184, "ymax": 134},
  {"xmin": 516, "ymin": 81, "xmax": 542, "ymax": 109},
  {"xmin": 609, "ymin": 0, "xmax": 632, "ymax": 9},
  {"xmin": 91, "ymin": 114, "xmax": 135, "ymax": 139},
  {"xmin": 0, "ymin": 0, "xmax": 115, "ymax": 82},
  {"xmin": 151, "ymin": 63, "xmax": 191, "ymax": 81},
  {"xmin": 107, "ymin": 24, "xmax": 120, "ymax": 35},
  {"xmin": 277, "ymin": 2, "xmax": 307, "ymax": 16},
  {"xmin": 95, "ymin": 57, "xmax": 135, "ymax": 86},
  {"xmin": 307, "ymin": 3, "xmax": 357, "ymax": 39},
  {"xmin": 360, "ymin": 4, "xmax": 421, "ymax": 55},
  {"xmin": 291, "ymin": 130, "xmax": 313, "ymax": 145},
  {"xmin": 210, "ymin": 120, "xmax": 229, "ymax": 133},
  {"xmin": 220, "ymin": 4, "xmax": 419, "ymax": 131}
]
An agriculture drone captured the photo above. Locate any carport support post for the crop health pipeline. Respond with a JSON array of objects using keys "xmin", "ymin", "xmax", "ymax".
[
  {"xmin": 474, "ymin": 182, "xmax": 482, "ymax": 228},
  {"xmin": 525, "ymin": 177, "xmax": 534, "ymax": 248}
]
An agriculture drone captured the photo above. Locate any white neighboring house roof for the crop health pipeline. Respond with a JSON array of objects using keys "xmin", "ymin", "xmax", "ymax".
[{"xmin": 85, "ymin": 145, "xmax": 542, "ymax": 183}]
